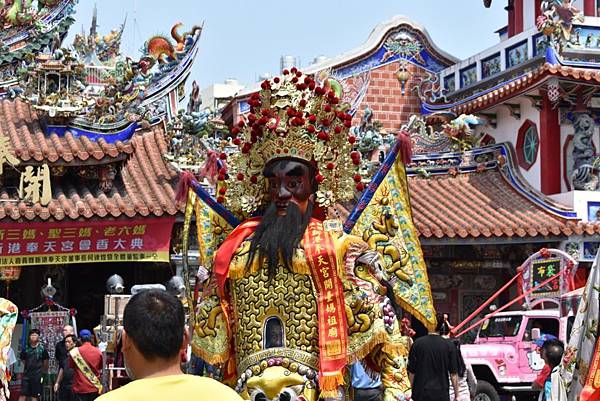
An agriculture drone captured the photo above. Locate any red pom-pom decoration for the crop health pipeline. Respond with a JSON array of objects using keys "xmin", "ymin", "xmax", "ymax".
[
  {"xmin": 348, "ymin": 135, "xmax": 356, "ymax": 144},
  {"xmin": 236, "ymin": 173, "xmax": 244, "ymax": 181},
  {"xmin": 219, "ymin": 153, "xmax": 227, "ymax": 160},
  {"xmin": 353, "ymin": 174, "xmax": 362, "ymax": 182},
  {"xmin": 219, "ymin": 187, "xmax": 227, "ymax": 195},
  {"xmin": 315, "ymin": 174, "xmax": 325, "ymax": 183},
  {"xmin": 217, "ymin": 196, "xmax": 225, "ymax": 203},
  {"xmin": 326, "ymin": 162, "xmax": 335, "ymax": 170},
  {"xmin": 250, "ymin": 175, "xmax": 258, "ymax": 184},
  {"xmin": 356, "ymin": 183, "xmax": 365, "ymax": 191}
]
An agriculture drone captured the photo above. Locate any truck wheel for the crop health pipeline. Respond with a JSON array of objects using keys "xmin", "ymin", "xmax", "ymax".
[{"xmin": 474, "ymin": 380, "xmax": 500, "ymax": 401}]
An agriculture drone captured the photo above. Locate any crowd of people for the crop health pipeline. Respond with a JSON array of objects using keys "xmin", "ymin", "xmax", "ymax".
[
  {"xmin": 19, "ymin": 325, "xmax": 102, "ymax": 401},
  {"xmin": 14, "ymin": 293, "xmax": 566, "ymax": 401},
  {"xmin": 17, "ymin": 290, "xmax": 239, "ymax": 401}
]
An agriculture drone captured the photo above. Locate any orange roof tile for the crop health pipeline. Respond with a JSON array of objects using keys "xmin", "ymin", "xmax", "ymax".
[
  {"xmin": 408, "ymin": 170, "xmax": 583, "ymax": 239},
  {"xmin": 0, "ymin": 97, "xmax": 179, "ymax": 221},
  {"xmin": 0, "ymin": 99, "xmax": 134, "ymax": 163}
]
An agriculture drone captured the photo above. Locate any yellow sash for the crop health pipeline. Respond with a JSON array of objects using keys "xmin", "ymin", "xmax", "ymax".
[{"xmin": 69, "ymin": 348, "xmax": 103, "ymax": 394}]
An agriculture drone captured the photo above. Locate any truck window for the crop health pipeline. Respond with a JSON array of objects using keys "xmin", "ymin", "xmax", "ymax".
[
  {"xmin": 523, "ymin": 318, "xmax": 559, "ymax": 341},
  {"xmin": 479, "ymin": 315, "xmax": 523, "ymax": 337}
]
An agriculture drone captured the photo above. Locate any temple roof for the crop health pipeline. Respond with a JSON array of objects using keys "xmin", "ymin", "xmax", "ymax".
[
  {"xmin": 406, "ymin": 143, "xmax": 595, "ymax": 241},
  {"xmin": 409, "ymin": 170, "xmax": 583, "ymax": 240},
  {"xmin": 0, "ymin": 113, "xmax": 179, "ymax": 221},
  {"xmin": 424, "ymin": 63, "xmax": 600, "ymax": 115},
  {"xmin": 0, "ymin": 100, "xmax": 134, "ymax": 164}
]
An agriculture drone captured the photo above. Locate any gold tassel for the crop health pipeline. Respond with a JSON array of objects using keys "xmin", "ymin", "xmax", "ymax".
[
  {"xmin": 320, "ymin": 372, "xmax": 345, "ymax": 397},
  {"xmin": 190, "ymin": 342, "xmax": 230, "ymax": 366},
  {"xmin": 347, "ymin": 329, "xmax": 389, "ymax": 363}
]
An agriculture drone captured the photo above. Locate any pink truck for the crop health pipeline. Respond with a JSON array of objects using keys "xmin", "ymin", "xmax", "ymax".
[{"xmin": 461, "ymin": 291, "xmax": 580, "ymax": 401}]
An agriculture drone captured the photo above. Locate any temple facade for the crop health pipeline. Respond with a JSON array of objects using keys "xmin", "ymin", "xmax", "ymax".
[{"xmin": 221, "ymin": 4, "xmax": 600, "ymax": 327}]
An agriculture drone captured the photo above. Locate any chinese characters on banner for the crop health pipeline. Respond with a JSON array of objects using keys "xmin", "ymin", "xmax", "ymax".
[
  {"xmin": 530, "ymin": 258, "xmax": 561, "ymax": 297},
  {"xmin": 30, "ymin": 311, "xmax": 69, "ymax": 374},
  {"xmin": 0, "ymin": 217, "xmax": 175, "ymax": 266}
]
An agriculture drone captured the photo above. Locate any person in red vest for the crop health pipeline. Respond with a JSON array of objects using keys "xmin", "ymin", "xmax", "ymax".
[{"xmin": 69, "ymin": 329, "xmax": 102, "ymax": 401}]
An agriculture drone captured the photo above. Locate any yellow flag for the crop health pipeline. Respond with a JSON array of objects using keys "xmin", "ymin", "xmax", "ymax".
[{"xmin": 348, "ymin": 153, "xmax": 436, "ymax": 331}]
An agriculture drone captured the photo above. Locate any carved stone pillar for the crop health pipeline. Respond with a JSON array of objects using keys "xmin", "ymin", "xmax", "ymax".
[{"xmin": 571, "ymin": 111, "xmax": 598, "ymax": 190}]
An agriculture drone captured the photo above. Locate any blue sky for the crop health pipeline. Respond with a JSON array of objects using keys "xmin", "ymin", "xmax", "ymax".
[{"xmin": 67, "ymin": 0, "xmax": 507, "ymax": 89}]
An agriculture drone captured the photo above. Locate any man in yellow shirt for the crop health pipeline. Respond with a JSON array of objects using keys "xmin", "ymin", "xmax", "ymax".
[{"xmin": 97, "ymin": 290, "xmax": 241, "ymax": 401}]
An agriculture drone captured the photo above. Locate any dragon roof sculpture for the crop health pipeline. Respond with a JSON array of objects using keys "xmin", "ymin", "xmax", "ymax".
[{"xmin": 7, "ymin": 17, "xmax": 202, "ymax": 141}]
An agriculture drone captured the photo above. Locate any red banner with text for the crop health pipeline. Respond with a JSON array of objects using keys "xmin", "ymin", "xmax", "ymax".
[{"xmin": 0, "ymin": 217, "xmax": 175, "ymax": 266}]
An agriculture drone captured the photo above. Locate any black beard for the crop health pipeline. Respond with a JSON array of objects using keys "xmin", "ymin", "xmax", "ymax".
[{"xmin": 248, "ymin": 202, "xmax": 313, "ymax": 279}]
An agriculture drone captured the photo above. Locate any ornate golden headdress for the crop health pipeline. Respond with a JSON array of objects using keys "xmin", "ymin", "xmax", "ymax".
[{"xmin": 218, "ymin": 68, "xmax": 363, "ymax": 217}]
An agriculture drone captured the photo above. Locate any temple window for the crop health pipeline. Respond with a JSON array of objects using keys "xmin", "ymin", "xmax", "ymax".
[
  {"xmin": 263, "ymin": 316, "xmax": 284, "ymax": 349},
  {"xmin": 516, "ymin": 120, "xmax": 539, "ymax": 170}
]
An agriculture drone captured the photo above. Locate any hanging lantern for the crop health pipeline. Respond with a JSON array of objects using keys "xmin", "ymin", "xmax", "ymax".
[
  {"xmin": 0, "ymin": 266, "xmax": 21, "ymax": 298},
  {"xmin": 0, "ymin": 266, "xmax": 21, "ymax": 282},
  {"xmin": 395, "ymin": 63, "xmax": 411, "ymax": 96}
]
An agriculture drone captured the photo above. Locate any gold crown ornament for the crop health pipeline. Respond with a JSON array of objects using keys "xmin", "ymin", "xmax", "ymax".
[{"xmin": 217, "ymin": 68, "xmax": 364, "ymax": 217}]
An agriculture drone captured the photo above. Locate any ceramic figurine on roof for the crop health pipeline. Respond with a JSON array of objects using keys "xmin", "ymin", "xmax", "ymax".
[
  {"xmin": 13, "ymin": 17, "xmax": 203, "ymax": 130},
  {"xmin": 165, "ymin": 106, "xmax": 227, "ymax": 167},
  {"xmin": 351, "ymin": 107, "xmax": 384, "ymax": 159},
  {"xmin": 180, "ymin": 68, "xmax": 436, "ymax": 401},
  {"xmin": 19, "ymin": 50, "xmax": 89, "ymax": 119},
  {"xmin": 0, "ymin": 0, "xmax": 77, "ymax": 97},
  {"xmin": 442, "ymin": 114, "xmax": 487, "ymax": 152},
  {"xmin": 72, "ymin": 4, "xmax": 125, "ymax": 67},
  {"xmin": 537, "ymin": 0, "xmax": 584, "ymax": 52}
]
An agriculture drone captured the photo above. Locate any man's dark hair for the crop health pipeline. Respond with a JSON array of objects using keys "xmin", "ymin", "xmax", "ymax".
[
  {"xmin": 123, "ymin": 290, "xmax": 184, "ymax": 360},
  {"xmin": 545, "ymin": 343, "xmax": 564, "ymax": 368},
  {"xmin": 64, "ymin": 334, "xmax": 77, "ymax": 345},
  {"xmin": 542, "ymin": 337, "xmax": 563, "ymax": 351},
  {"xmin": 29, "ymin": 328, "xmax": 40, "ymax": 335},
  {"xmin": 435, "ymin": 313, "xmax": 449, "ymax": 334}
]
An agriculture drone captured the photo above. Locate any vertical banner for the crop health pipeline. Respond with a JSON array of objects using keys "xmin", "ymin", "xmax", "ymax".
[
  {"xmin": 30, "ymin": 311, "xmax": 69, "ymax": 374},
  {"xmin": 562, "ymin": 251, "xmax": 600, "ymax": 401}
]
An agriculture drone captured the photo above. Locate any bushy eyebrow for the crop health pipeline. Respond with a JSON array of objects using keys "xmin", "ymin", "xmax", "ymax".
[{"xmin": 286, "ymin": 166, "xmax": 305, "ymax": 177}]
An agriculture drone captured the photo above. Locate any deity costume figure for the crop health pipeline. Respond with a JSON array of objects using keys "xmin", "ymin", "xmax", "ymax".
[{"xmin": 189, "ymin": 69, "xmax": 435, "ymax": 401}]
